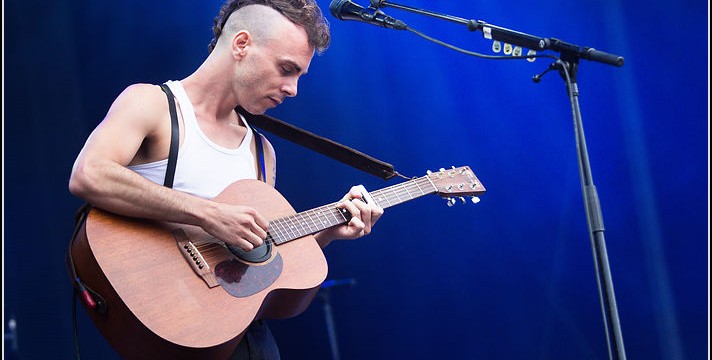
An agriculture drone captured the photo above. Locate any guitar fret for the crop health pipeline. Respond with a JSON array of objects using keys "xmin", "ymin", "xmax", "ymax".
[
  {"xmin": 302, "ymin": 210, "xmax": 315, "ymax": 234},
  {"xmin": 390, "ymin": 186, "xmax": 403, "ymax": 203},
  {"xmin": 283, "ymin": 217, "xmax": 299, "ymax": 241},
  {"xmin": 298, "ymin": 212, "xmax": 313, "ymax": 237},
  {"xmin": 306, "ymin": 209, "xmax": 321, "ymax": 233},
  {"xmin": 295, "ymin": 215, "xmax": 308, "ymax": 237},
  {"xmin": 279, "ymin": 217, "xmax": 295, "ymax": 243},
  {"xmin": 373, "ymin": 190, "xmax": 392, "ymax": 208},
  {"xmin": 412, "ymin": 180, "xmax": 424, "ymax": 196},
  {"xmin": 319, "ymin": 206, "xmax": 335, "ymax": 230},
  {"xmin": 269, "ymin": 218, "xmax": 288, "ymax": 244},
  {"xmin": 325, "ymin": 207, "xmax": 335, "ymax": 224},
  {"xmin": 310, "ymin": 209, "xmax": 322, "ymax": 232},
  {"xmin": 400, "ymin": 183, "xmax": 414, "ymax": 200},
  {"xmin": 283, "ymin": 217, "xmax": 296, "ymax": 240},
  {"xmin": 329, "ymin": 205, "xmax": 344, "ymax": 226},
  {"xmin": 421, "ymin": 177, "xmax": 437, "ymax": 193},
  {"xmin": 423, "ymin": 175, "xmax": 438, "ymax": 194},
  {"xmin": 267, "ymin": 220, "xmax": 278, "ymax": 244},
  {"xmin": 286, "ymin": 215, "xmax": 298, "ymax": 238},
  {"xmin": 335, "ymin": 206, "xmax": 348, "ymax": 223},
  {"xmin": 318, "ymin": 207, "xmax": 332, "ymax": 229},
  {"xmin": 395, "ymin": 184, "xmax": 407, "ymax": 202},
  {"xmin": 391, "ymin": 184, "xmax": 411, "ymax": 205}
]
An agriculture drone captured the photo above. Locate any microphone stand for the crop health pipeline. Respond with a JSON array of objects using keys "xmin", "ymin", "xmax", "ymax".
[
  {"xmin": 372, "ymin": 2, "xmax": 627, "ymax": 359},
  {"xmin": 318, "ymin": 288, "xmax": 341, "ymax": 360},
  {"xmin": 318, "ymin": 278, "xmax": 357, "ymax": 360}
]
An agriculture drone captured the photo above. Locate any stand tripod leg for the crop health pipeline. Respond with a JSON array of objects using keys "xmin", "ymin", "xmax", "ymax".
[{"xmin": 319, "ymin": 289, "xmax": 341, "ymax": 360}]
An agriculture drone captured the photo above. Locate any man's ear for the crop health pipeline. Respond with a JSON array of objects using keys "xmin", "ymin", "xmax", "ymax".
[{"xmin": 232, "ymin": 30, "xmax": 251, "ymax": 58}]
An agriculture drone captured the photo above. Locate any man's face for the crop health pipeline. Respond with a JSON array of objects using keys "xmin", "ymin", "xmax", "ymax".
[{"xmin": 236, "ymin": 19, "xmax": 315, "ymax": 115}]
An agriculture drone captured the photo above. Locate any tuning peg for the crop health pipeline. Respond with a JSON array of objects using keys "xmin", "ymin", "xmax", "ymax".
[
  {"xmin": 459, "ymin": 197, "xmax": 466, "ymax": 204},
  {"xmin": 513, "ymin": 46, "xmax": 522, "ymax": 57},
  {"xmin": 446, "ymin": 198, "xmax": 456, "ymax": 207},
  {"xmin": 471, "ymin": 196, "xmax": 481, "ymax": 204}
]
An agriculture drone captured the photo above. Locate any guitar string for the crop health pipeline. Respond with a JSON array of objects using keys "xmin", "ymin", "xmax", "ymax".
[
  {"xmin": 189, "ymin": 181, "xmax": 427, "ymax": 252},
  {"xmin": 187, "ymin": 173, "xmax": 477, "ymax": 256},
  {"xmin": 262, "ymin": 176, "xmax": 439, "ymax": 246}
]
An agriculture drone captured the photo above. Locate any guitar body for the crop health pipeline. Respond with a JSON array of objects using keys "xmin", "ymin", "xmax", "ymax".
[{"xmin": 72, "ymin": 180, "xmax": 328, "ymax": 359}]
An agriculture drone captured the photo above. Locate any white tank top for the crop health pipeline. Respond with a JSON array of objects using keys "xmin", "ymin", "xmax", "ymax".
[{"xmin": 129, "ymin": 80, "xmax": 258, "ymax": 199}]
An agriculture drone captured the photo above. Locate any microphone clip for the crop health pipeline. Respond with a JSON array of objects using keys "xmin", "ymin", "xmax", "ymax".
[{"xmin": 532, "ymin": 60, "xmax": 565, "ymax": 83}]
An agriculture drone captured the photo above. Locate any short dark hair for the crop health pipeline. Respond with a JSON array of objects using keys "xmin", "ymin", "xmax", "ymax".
[{"xmin": 208, "ymin": 0, "xmax": 331, "ymax": 54}]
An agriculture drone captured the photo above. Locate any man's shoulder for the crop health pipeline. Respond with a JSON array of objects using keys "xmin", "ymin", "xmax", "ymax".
[
  {"xmin": 105, "ymin": 83, "xmax": 171, "ymax": 133},
  {"xmin": 111, "ymin": 83, "xmax": 168, "ymax": 114},
  {"xmin": 119, "ymin": 83, "xmax": 164, "ymax": 99}
]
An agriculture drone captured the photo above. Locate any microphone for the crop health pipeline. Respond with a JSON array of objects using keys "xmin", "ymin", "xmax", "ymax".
[{"xmin": 329, "ymin": 0, "xmax": 407, "ymax": 30}]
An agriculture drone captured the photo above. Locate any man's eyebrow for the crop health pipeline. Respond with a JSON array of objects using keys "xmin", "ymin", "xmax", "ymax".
[{"xmin": 282, "ymin": 59, "xmax": 306, "ymax": 74}]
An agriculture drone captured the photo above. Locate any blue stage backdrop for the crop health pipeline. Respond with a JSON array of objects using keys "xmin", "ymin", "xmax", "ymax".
[{"xmin": 4, "ymin": 0, "xmax": 708, "ymax": 359}]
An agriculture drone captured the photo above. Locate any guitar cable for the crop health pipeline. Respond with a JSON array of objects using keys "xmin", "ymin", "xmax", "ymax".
[
  {"xmin": 66, "ymin": 203, "xmax": 108, "ymax": 360},
  {"xmin": 67, "ymin": 203, "xmax": 108, "ymax": 312}
]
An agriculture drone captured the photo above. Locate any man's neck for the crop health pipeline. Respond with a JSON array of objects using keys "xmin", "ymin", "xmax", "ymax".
[{"xmin": 182, "ymin": 55, "xmax": 242, "ymax": 122}]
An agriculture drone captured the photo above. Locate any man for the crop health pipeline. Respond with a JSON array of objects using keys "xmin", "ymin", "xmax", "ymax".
[{"xmin": 68, "ymin": 0, "xmax": 383, "ymax": 358}]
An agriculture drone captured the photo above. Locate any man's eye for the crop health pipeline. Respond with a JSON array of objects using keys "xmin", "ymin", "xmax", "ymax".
[{"xmin": 281, "ymin": 67, "xmax": 294, "ymax": 75}]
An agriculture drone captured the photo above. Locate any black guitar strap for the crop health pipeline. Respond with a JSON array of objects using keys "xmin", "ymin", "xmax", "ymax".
[
  {"xmin": 236, "ymin": 107, "xmax": 398, "ymax": 180},
  {"xmin": 159, "ymin": 84, "xmax": 180, "ymax": 188}
]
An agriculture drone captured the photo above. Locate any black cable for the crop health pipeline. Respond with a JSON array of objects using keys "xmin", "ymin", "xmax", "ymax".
[
  {"xmin": 72, "ymin": 291, "xmax": 82, "ymax": 360},
  {"xmin": 405, "ymin": 25, "xmax": 559, "ymax": 62}
]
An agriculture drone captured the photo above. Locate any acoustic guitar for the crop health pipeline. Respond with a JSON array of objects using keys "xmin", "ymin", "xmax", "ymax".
[{"xmin": 71, "ymin": 166, "xmax": 485, "ymax": 359}]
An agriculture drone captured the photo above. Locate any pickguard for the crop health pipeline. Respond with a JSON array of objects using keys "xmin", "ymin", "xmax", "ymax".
[{"xmin": 214, "ymin": 254, "xmax": 283, "ymax": 298}]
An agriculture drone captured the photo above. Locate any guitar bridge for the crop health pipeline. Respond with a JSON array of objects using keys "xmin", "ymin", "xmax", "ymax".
[{"xmin": 172, "ymin": 229, "xmax": 226, "ymax": 288}]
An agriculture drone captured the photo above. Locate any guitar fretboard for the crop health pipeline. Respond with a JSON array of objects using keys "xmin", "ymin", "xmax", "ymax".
[{"xmin": 267, "ymin": 176, "xmax": 437, "ymax": 245}]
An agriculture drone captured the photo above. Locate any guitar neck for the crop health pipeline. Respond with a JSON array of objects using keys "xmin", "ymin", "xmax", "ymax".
[{"xmin": 268, "ymin": 176, "xmax": 437, "ymax": 245}]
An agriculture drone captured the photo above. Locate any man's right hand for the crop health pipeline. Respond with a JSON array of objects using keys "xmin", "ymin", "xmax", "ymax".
[{"xmin": 201, "ymin": 203, "xmax": 270, "ymax": 251}]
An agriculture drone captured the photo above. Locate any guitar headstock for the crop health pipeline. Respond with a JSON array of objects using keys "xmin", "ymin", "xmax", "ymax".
[{"xmin": 427, "ymin": 166, "xmax": 486, "ymax": 206}]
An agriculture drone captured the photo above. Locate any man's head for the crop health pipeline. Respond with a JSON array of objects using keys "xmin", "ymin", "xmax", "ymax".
[
  {"xmin": 208, "ymin": 2, "xmax": 326, "ymax": 114},
  {"xmin": 208, "ymin": 0, "xmax": 330, "ymax": 55}
]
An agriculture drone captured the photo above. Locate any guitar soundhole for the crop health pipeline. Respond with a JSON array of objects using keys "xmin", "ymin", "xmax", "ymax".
[{"xmin": 226, "ymin": 240, "xmax": 272, "ymax": 263}]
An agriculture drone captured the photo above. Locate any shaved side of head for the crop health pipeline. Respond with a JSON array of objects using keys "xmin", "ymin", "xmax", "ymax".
[
  {"xmin": 208, "ymin": 0, "xmax": 330, "ymax": 55},
  {"xmin": 215, "ymin": 5, "xmax": 285, "ymax": 50}
]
